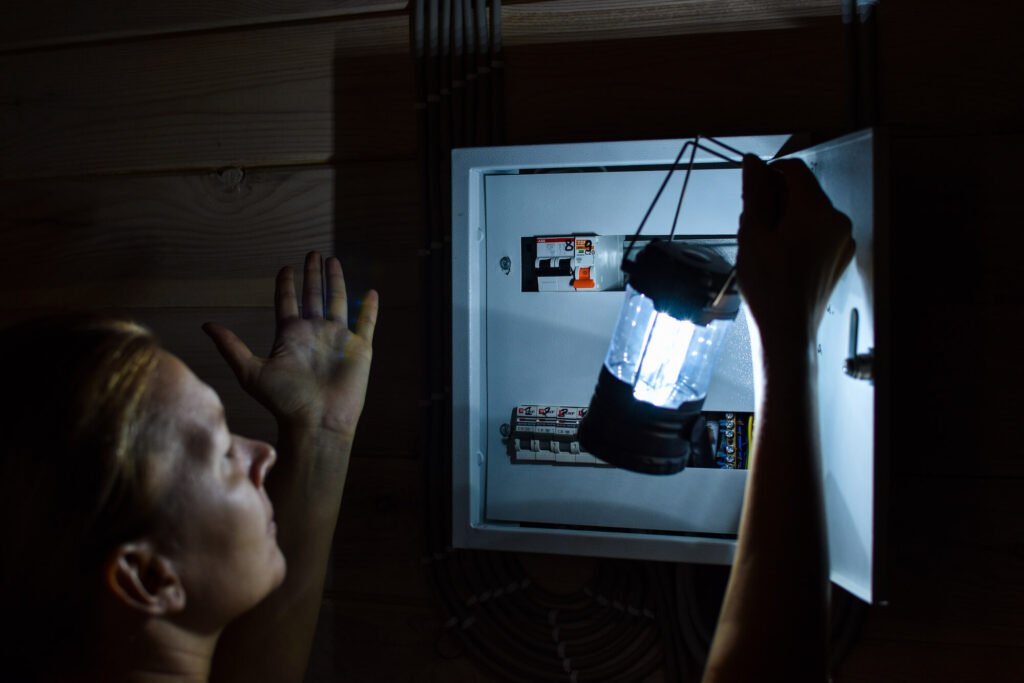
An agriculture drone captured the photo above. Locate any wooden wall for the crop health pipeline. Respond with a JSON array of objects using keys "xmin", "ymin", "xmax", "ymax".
[{"xmin": 1, "ymin": 1, "xmax": 1021, "ymax": 681}]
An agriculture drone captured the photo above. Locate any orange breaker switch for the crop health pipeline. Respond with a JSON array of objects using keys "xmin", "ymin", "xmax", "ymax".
[{"xmin": 572, "ymin": 266, "xmax": 596, "ymax": 289}]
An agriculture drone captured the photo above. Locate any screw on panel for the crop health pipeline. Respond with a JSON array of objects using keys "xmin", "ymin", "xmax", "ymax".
[
  {"xmin": 499, "ymin": 256, "xmax": 512, "ymax": 275},
  {"xmin": 499, "ymin": 423, "xmax": 511, "ymax": 437}
]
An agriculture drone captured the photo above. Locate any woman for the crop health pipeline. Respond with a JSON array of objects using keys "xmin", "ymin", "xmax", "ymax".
[
  {"xmin": 1, "ymin": 157, "xmax": 852, "ymax": 683},
  {"xmin": 0, "ymin": 252, "xmax": 377, "ymax": 683}
]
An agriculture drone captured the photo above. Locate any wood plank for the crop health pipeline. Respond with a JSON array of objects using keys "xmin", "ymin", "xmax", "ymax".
[
  {"xmin": 890, "ymin": 135, "xmax": 1024, "ymax": 306},
  {"xmin": 837, "ymin": 639, "xmax": 1024, "ymax": 683},
  {"xmin": 310, "ymin": 597, "xmax": 500, "ymax": 683},
  {"xmin": 129, "ymin": 307, "xmax": 422, "ymax": 458},
  {"xmin": 502, "ymin": 0, "xmax": 840, "ymax": 45},
  {"xmin": 0, "ymin": 306, "xmax": 423, "ymax": 457},
  {"xmin": 0, "ymin": 19, "xmax": 414, "ymax": 178},
  {"xmin": 323, "ymin": 460, "xmax": 671, "ymax": 682},
  {"xmin": 879, "ymin": 1, "xmax": 1024, "ymax": 133},
  {"xmin": 889, "ymin": 135, "xmax": 1024, "ymax": 478},
  {"xmin": 0, "ymin": 250, "xmax": 420, "ymax": 311},
  {"xmin": 862, "ymin": 476, "xmax": 1024, "ymax": 650},
  {"xmin": 0, "ymin": 166, "xmax": 333, "ymax": 282},
  {"xmin": 328, "ymin": 457, "xmax": 430, "ymax": 601},
  {"xmin": 323, "ymin": 473, "xmax": 1024, "ymax": 681},
  {"xmin": 0, "ymin": 161, "xmax": 422, "ymax": 309},
  {"xmin": 502, "ymin": 24, "xmax": 849, "ymax": 147},
  {"xmin": 2, "ymin": 1, "xmax": 407, "ymax": 51}
]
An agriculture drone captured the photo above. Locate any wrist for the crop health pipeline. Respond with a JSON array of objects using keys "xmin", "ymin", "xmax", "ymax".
[
  {"xmin": 277, "ymin": 415, "xmax": 356, "ymax": 447},
  {"xmin": 274, "ymin": 422, "xmax": 354, "ymax": 489},
  {"xmin": 758, "ymin": 329, "xmax": 817, "ymax": 376}
]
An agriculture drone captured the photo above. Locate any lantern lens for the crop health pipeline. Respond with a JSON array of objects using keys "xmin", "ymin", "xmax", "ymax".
[
  {"xmin": 633, "ymin": 312, "xmax": 697, "ymax": 406},
  {"xmin": 603, "ymin": 284, "xmax": 733, "ymax": 410},
  {"xmin": 580, "ymin": 242, "xmax": 741, "ymax": 474},
  {"xmin": 604, "ymin": 284, "xmax": 657, "ymax": 383}
]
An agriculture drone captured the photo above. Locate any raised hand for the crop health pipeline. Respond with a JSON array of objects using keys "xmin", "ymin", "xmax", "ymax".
[
  {"xmin": 736, "ymin": 155, "xmax": 855, "ymax": 352},
  {"xmin": 203, "ymin": 251, "xmax": 379, "ymax": 440}
]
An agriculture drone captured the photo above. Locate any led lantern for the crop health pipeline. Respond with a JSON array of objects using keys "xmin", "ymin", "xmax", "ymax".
[{"xmin": 579, "ymin": 239, "xmax": 741, "ymax": 474}]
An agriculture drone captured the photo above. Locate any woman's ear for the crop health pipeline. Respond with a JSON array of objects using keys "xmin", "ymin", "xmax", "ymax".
[{"xmin": 103, "ymin": 542, "xmax": 186, "ymax": 616}]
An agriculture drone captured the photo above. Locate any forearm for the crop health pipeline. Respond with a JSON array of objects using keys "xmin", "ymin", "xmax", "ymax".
[
  {"xmin": 213, "ymin": 424, "xmax": 354, "ymax": 683},
  {"xmin": 704, "ymin": 335, "xmax": 829, "ymax": 682}
]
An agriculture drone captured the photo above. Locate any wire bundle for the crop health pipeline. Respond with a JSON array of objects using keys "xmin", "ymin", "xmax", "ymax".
[
  {"xmin": 411, "ymin": 4, "xmax": 864, "ymax": 679},
  {"xmin": 412, "ymin": 1, "xmax": 682, "ymax": 680}
]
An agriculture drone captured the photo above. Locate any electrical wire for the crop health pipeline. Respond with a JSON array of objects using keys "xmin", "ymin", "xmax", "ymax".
[
  {"xmin": 414, "ymin": 2, "xmax": 690, "ymax": 679},
  {"xmin": 413, "ymin": 3, "xmax": 869, "ymax": 680}
]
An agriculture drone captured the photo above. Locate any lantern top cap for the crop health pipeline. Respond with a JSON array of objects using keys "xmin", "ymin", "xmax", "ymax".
[{"xmin": 623, "ymin": 240, "xmax": 740, "ymax": 323}]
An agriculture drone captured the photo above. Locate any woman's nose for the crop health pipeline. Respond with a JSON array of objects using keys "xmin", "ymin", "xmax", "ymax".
[{"xmin": 241, "ymin": 437, "xmax": 277, "ymax": 487}]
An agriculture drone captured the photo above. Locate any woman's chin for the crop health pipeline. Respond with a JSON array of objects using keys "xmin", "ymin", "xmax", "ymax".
[{"xmin": 271, "ymin": 548, "xmax": 288, "ymax": 589}]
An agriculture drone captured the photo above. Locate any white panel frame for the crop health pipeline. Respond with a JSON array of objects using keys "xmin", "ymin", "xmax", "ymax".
[
  {"xmin": 451, "ymin": 137, "xmax": 784, "ymax": 566},
  {"xmin": 451, "ymin": 133, "xmax": 884, "ymax": 601}
]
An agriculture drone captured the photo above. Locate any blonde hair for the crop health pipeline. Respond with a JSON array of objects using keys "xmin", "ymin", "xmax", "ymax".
[{"xmin": 0, "ymin": 316, "xmax": 164, "ymax": 675}]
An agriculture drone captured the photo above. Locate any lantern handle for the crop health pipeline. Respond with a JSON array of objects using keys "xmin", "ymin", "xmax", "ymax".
[{"xmin": 622, "ymin": 135, "xmax": 748, "ymax": 271}]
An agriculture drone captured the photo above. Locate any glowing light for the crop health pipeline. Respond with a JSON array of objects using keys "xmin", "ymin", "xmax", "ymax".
[
  {"xmin": 603, "ymin": 284, "xmax": 733, "ymax": 409},
  {"xmin": 633, "ymin": 313, "xmax": 696, "ymax": 406}
]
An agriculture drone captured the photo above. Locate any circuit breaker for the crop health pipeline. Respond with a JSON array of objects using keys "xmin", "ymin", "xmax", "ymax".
[{"xmin": 452, "ymin": 132, "xmax": 886, "ymax": 603}]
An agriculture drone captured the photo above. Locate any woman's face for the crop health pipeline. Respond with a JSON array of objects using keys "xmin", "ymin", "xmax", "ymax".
[{"xmin": 145, "ymin": 351, "xmax": 286, "ymax": 630}]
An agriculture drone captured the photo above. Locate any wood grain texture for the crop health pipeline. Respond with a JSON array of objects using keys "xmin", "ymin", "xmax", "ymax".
[
  {"xmin": 313, "ymin": 457, "xmax": 495, "ymax": 680},
  {"xmin": 327, "ymin": 457, "xmax": 429, "ymax": 599},
  {"xmin": 879, "ymin": 0, "xmax": 1024, "ymax": 133},
  {"xmin": 0, "ymin": 161, "xmax": 422, "ymax": 310},
  {"xmin": 889, "ymin": 135, "xmax": 1024, "ymax": 478},
  {"xmin": 142, "ymin": 306, "xmax": 422, "ymax": 459},
  {"xmin": 0, "ymin": 307, "xmax": 422, "ymax": 457},
  {"xmin": 0, "ymin": 246, "xmax": 419, "ymax": 314},
  {"xmin": 835, "ymin": 476, "xmax": 1024, "ymax": 681},
  {"xmin": 316, "ymin": 456, "xmax": 672, "ymax": 683},
  {"xmin": 503, "ymin": 24, "xmax": 848, "ymax": 146},
  {"xmin": 869, "ymin": 476, "xmax": 1024, "ymax": 648},
  {"xmin": 2, "ymin": 1, "xmax": 407, "ymax": 51},
  {"xmin": 502, "ymin": 0, "xmax": 840, "ymax": 45},
  {"xmin": 312, "ymin": 596, "xmax": 500, "ymax": 683},
  {"xmin": 0, "ymin": 167, "xmax": 335, "ymax": 283},
  {"xmin": 1, "ymin": 0, "xmax": 1019, "ymax": 679},
  {"xmin": 0, "ymin": 18, "xmax": 414, "ymax": 178},
  {"xmin": 838, "ymin": 639, "xmax": 1024, "ymax": 683}
]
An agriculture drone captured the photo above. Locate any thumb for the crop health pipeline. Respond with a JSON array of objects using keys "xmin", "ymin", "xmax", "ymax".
[{"xmin": 202, "ymin": 322, "xmax": 261, "ymax": 387}]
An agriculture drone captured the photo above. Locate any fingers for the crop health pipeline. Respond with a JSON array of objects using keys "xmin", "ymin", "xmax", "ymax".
[
  {"xmin": 740, "ymin": 154, "xmax": 785, "ymax": 235},
  {"xmin": 770, "ymin": 158, "xmax": 831, "ymax": 209},
  {"xmin": 275, "ymin": 266, "xmax": 299, "ymax": 325},
  {"xmin": 202, "ymin": 322, "xmax": 261, "ymax": 387},
  {"xmin": 302, "ymin": 251, "xmax": 324, "ymax": 319},
  {"xmin": 326, "ymin": 256, "xmax": 348, "ymax": 323},
  {"xmin": 355, "ymin": 289, "xmax": 379, "ymax": 345},
  {"xmin": 829, "ymin": 231, "xmax": 857, "ymax": 292}
]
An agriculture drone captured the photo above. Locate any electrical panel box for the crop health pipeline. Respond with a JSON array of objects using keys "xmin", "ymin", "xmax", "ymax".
[{"xmin": 451, "ymin": 132, "xmax": 886, "ymax": 603}]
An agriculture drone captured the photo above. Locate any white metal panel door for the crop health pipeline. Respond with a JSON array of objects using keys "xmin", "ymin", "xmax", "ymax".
[{"xmin": 786, "ymin": 129, "xmax": 881, "ymax": 602}]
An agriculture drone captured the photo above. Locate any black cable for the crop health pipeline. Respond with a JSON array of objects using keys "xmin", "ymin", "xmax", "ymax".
[{"xmin": 415, "ymin": 2, "xmax": 678, "ymax": 680}]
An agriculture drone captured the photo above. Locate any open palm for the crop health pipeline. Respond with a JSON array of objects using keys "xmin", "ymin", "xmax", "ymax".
[{"xmin": 204, "ymin": 252, "xmax": 379, "ymax": 440}]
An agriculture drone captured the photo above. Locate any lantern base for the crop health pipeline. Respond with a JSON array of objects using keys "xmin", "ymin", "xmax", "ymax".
[{"xmin": 579, "ymin": 367, "xmax": 708, "ymax": 475}]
